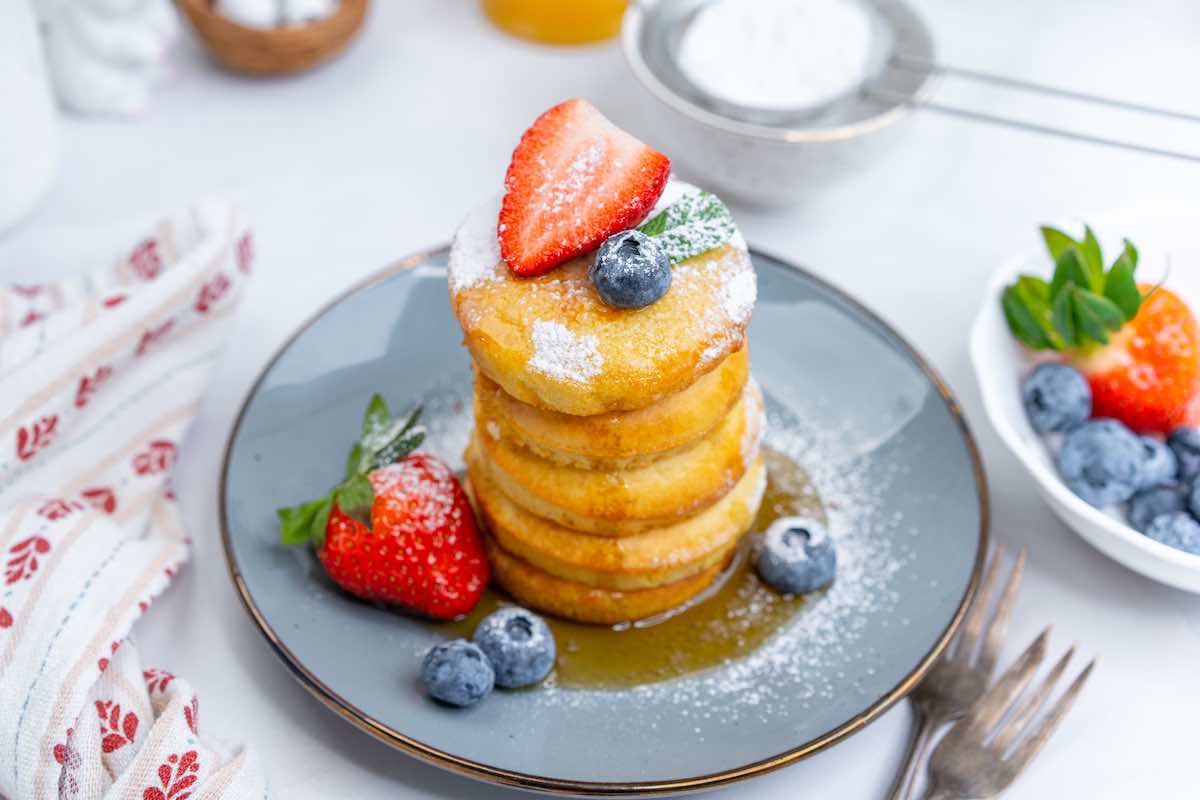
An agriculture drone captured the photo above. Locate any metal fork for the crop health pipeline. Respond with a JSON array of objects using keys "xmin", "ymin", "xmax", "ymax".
[
  {"xmin": 886, "ymin": 545, "xmax": 1027, "ymax": 800},
  {"xmin": 921, "ymin": 629, "xmax": 1096, "ymax": 799}
]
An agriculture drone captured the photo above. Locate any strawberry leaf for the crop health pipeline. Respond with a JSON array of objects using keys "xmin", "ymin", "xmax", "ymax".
[
  {"xmin": 362, "ymin": 393, "xmax": 391, "ymax": 439},
  {"xmin": 366, "ymin": 407, "xmax": 425, "ymax": 471},
  {"xmin": 1051, "ymin": 283, "xmax": 1078, "ymax": 347},
  {"xmin": 334, "ymin": 475, "xmax": 373, "ymax": 524},
  {"xmin": 1041, "ymin": 226, "xmax": 1079, "ymax": 262},
  {"xmin": 1072, "ymin": 287, "xmax": 1123, "ymax": 343},
  {"xmin": 1007, "ymin": 224, "xmax": 1146, "ymax": 354},
  {"xmin": 344, "ymin": 443, "xmax": 364, "ymax": 481},
  {"xmin": 278, "ymin": 497, "xmax": 332, "ymax": 545},
  {"xmin": 1050, "ymin": 250, "xmax": 1090, "ymax": 300},
  {"xmin": 1080, "ymin": 226, "xmax": 1105, "ymax": 291},
  {"xmin": 280, "ymin": 394, "xmax": 425, "ymax": 547},
  {"xmin": 1001, "ymin": 277, "xmax": 1057, "ymax": 350},
  {"xmin": 1104, "ymin": 258, "xmax": 1142, "ymax": 321}
]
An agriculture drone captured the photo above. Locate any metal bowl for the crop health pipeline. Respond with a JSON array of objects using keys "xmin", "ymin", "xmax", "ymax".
[{"xmin": 621, "ymin": 0, "xmax": 937, "ymax": 206}]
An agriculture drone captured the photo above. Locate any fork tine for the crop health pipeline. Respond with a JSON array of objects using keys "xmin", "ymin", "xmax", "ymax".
[
  {"xmin": 975, "ymin": 547, "xmax": 1026, "ymax": 674},
  {"xmin": 954, "ymin": 542, "xmax": 1007, "ymax": 659},
  {"xmin": 967, "ymin": 628, "xmax": 1049, "ymax": 733},
  {"xmin": 991, "ymin": 644, "xmax": 1074, "ymax": 753},
  {"xmin": 1006, "ymin": 660, "xmax": 1096, "ymax": 771}
]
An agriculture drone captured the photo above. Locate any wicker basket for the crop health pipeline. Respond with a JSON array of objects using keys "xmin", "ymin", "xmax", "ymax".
[{"xmin": 177, "ymin": 0, "xmax": 367, "ymax": 76}]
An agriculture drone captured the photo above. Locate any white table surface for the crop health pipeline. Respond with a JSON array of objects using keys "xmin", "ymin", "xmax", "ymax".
[{"xmin": 3, "ymin": 1, "xmax": 1200, "ymax": 796}]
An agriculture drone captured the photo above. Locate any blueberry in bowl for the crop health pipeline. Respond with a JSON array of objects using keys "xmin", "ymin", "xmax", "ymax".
[
  {"xmin": 1057, "ymin": 419, "xmax": 1146, "ymax": 507},
  {"xmin": 1168, "ymin": 428, "xmax": 1200, "ymax": 483},
  {"xmin": 1137, "ymin": 436, "xmax": 1178, "ymax": 489},
  {"xmin": 1022, "ymin": 363, "xmax": 1091, "ymax": 434},
  {"xmin": 1145, "ymin": 512, "xmax": 1200, "ymax": 556},
  {"xmin": 1128, "ymin": 485, "xmax": 1188, "ymax": 533}
]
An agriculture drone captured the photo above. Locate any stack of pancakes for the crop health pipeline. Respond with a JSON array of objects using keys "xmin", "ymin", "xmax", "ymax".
[{"xmin": 449, "ymin": 188, "xmax": 765, "ymax": 624}]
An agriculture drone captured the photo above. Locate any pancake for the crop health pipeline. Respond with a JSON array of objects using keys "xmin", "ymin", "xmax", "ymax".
[
  {"xmin": 469, "ymin": 438, "xmax": 765, "ymax": 588},
  {"xmin": 486, "ymin": 539, "xmax": 730, "ymax": 625},
  {"xmin": 448, "ymin": 181, "xmax": 756, "ymax": 416},
  {"xmin": 473, "ymin": 346, "xmax": 749, "ymax": 470},
  {"xmin": 472, "ymin": 381, "xmax": 764, "ymax": 536}
]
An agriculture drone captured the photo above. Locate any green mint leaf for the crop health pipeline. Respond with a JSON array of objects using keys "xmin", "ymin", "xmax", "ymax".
[
  {"xmin": 1103, "ymin": 259, "xmax": 1142, "ymax": 321},
  {"xmin": 1002, "ymin": 284, "xmax": 1054, "ymax": 350},
  {"xmin": 278, "ymin": 496, "xmax": 332, "ymax": 545},
  {"xmin": 1051, "ymin": 283, "xmax": 1078, "ymax": 347},
  {"xmin": 1041, "ymin": 226, "xmax": 1079, "ymax": 262},
  {"xmin": 373, "ymin": 427, "xmax": 426, "ymax": 469},
  {"xmin": 335, "ymin": 474, "xmax": 374, "ymax": 525},
  {"xmin": 638, "ymin": 209, "xmax": 669, "ymax": 237},
  {"xmin": 1080, "ymin": 227, "xmax": 1105, "ymax": 291},
  {"xmin": 362, "ymin": 393, "xmax": 391, "ymax": 439},
  {"xmin": 364, "ymin": 405, "xmax": 425, "ymax": 469},
  {"xmin": 1072, "ymin": 287, "xmax": 1123, "ymax": 344},
  {"xmin": 637, "ymin": 190, "xmax": 737, "ymax": 264}
]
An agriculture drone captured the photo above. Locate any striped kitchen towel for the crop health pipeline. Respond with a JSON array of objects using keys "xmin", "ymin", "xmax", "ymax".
[{"xmin": 0, "ymin": 201, "xmax": 267, "ymax": 799}]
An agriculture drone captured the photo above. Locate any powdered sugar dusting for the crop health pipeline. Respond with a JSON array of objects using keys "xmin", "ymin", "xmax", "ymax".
[
  {"xmin": 448, "ymin": 197, "xmax": 504, "ymax": 294},
  {"xmin": 413, "ymin": 374, "xmax": 474, "ymax": 471},
  {"xmin": 492, "ymin": 397, "xmax": 912, "ymax": 727},
  {"xmin": 723, "ymin": 270, "xmax": 756, "ymax": 325},
  {"xmin": 528, "ymin": 319, "xmax": 603, "ymax": 384}
]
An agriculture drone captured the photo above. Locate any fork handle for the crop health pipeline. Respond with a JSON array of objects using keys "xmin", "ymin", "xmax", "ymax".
[
  {"xmin": 885, "ymin": 708, "xmax": 939, "ymax": 800},
  {"xmin": 919, "ymin": 788, "xmax": 954, "ymax": 800}
]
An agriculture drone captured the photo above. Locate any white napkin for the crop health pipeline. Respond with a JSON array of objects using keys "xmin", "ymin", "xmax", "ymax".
[{"xmin": 0, "ymin": 200, "xmax": 267, "ymax": 799}]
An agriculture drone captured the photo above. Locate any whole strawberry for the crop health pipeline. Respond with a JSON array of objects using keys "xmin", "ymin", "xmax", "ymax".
[
  {"xmin": 278, "ymin": 394, "xmax": 488, "ymax": 620},
  {"xmin": 1003, "ymin": 226, "xmax": 1200, "ymax": 434}
]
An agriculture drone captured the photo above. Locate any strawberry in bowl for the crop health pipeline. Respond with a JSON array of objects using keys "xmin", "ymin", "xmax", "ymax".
[
  {"xmin": 278, "ymin": 394, "xmax": 488, "ymax": 620},
  {"xmin": 1002, "ymin": 225, "xmax": 1200, "ymax": 435},
  {"xmin": 972, "ymin": 218, "xmax": 1200, "ymax": 591}
]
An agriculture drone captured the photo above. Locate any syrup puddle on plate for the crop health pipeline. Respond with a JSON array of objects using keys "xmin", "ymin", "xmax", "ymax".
[{"xmin": 442, "ymin": 446, "xmax": 824, "ymax": 689}]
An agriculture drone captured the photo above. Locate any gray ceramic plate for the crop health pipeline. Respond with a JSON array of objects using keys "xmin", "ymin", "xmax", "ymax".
[{"xmin": 220, "ymin": 246, "xmax": 987, "ymax": 795}]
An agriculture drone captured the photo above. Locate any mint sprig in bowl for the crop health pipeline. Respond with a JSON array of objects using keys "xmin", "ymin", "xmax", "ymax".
[{"xmin": 970, "ymin": 215, "xmax": 1200, "ymax": 592}]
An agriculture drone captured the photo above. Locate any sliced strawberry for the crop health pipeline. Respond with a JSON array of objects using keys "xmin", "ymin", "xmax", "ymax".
[{"xmin": 499, "ymin": 98, "xmax": 670, "ymax": 276}]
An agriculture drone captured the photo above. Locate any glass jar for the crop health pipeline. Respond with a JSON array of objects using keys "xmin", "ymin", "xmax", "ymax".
[{"xmin": 481, "ymin": 0, "xmax": 627, "ymax": 45}]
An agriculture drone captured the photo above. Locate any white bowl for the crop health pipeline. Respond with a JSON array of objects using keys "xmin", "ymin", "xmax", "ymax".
[{"xmin": 969, "ymin": 216, "xmax": 1200, "ymax": 592}]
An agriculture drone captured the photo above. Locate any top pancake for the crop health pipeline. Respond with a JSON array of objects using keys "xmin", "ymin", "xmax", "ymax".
[{"xmin": 448, "ymin": 181, "xmax": 756, "ymax": 416}]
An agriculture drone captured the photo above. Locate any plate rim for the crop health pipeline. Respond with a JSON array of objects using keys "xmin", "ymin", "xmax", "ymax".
[{"xmin": 218, "ymin": 244, "xmax": 990, "ymax": 796}]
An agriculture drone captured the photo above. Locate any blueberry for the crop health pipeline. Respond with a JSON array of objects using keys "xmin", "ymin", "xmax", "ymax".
[
  {"xmin": 1127, "ymin": 484, "xmax": 1186, "ymax": 533},
  {"xmin": 421, "ymin": 639, "xmax": 494, "ymax": 707},
  {"xmin": 1137, "ymin": 436, "xmax": 1178, "ymax": 489},
  {"xmin": 1168, "ymin": 428, "xmax": 1200, "ymax": 483},
  {"xmin": 590, "ymin": 230, "xmax": 671, "ymax": 309},
  {"xmin": 756, "ymin": 516, "xmax": 836, "ymax": 594},
  {"xmin": 472, "ymin": 606, "xmax": 555, "ymax": 688},
  {"xmin": 1021, "ymin": 363, "xmax": 1091, "ymax": 433},
  {"xmin": 1058, "ymin": 419, "xmax": 1145, "ymax": 506},
  {"xmin": 1188, "ymin": 476, "xmax": 1200, "ymax": 520},
  {"xmin": 1144, "ymin": 511, "xmax": 1200, "ymax": 556}
]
